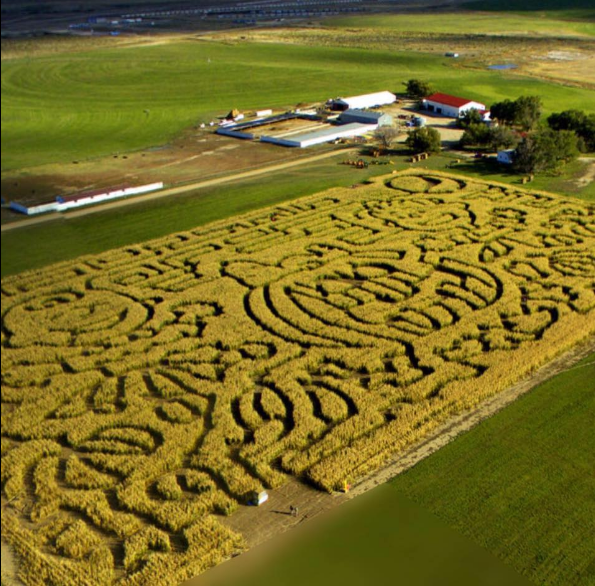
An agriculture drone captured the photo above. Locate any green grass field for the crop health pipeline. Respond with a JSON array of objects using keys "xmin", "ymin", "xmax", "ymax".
[
  {"xmin": 0, "ymin": 158, "xmax": 397, "ymax": 277},
  {"xmin": 199, "ymin": 486, "xmax": 530, "ymax": 586},
  {"xmin": 327, "ymin": 12, "xmax": 595, "ymax": 37},
  {"xmin": 392, "ymin": 352, "xmax": 595, "ymax": 586},
  {"xmin": 3, "ymin": 39, "xmax": 595, "ymax": 171}
]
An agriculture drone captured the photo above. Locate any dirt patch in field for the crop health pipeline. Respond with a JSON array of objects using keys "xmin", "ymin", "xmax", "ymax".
[
  {"xmin": 1, "ymin": 127, "xmax": 323, "ymax": 224},
  {"xmin": 575, "ymin": 157, "xmax": 595, "ymax": 188},
  {"xmin": 1, "ymin": 537, "xmax": 25, "ymax": 586}
]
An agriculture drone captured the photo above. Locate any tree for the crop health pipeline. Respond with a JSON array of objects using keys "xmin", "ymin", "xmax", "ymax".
[
  {"xmin": 490, "ymin": 99, "xmax": 516, "ymax": 125},
  {"xmin": 459, "ymin": 123, "xmax": 492, "ymax": 148},
  {"xmin": 514, "ymin": 96, "xmax": 542, "ymax": 131},
  {"xmin": 458, "ymin": 108, "xmax": 483, "ymax": 129},
  {"xmin": 374, "ymin": 125, "xmax": 401, "ymax": 149},
  {"xmin": 548, "ymin": 109, "xmax": 595, "ymax": 152},
  {"xmin": 490, "ymin": 96, "xmax": 542, "ymax": 130},
  {"xmin": 513, "ymin": 129, "xmax": 579, "ymax": 174},
  {"xmin": 404, "ymin": 79, "xmax": 434, "ymax": 100},
  {"xmin": 488, "ymin": 126, "xmax": 519, "ymax": 151},
  {"xmin": 406, "ymin": 127, "xmax": 441, "ymax": 154}
]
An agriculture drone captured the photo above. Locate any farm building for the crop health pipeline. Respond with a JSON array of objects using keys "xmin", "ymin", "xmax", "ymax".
[
  {"xmin": 338, "ymin": 109, "xmax": 392, "ymax": 126},
  {"xmin": 422, "ymin": 92, "xmax": 487, "ymax": 118},
  {"xmin": 497, "ymin": 149, "xmax": 516, "ymax": 165},
  {"xmin": 261, "ymin": 122, "xmax": 377, "ymax": 148},
  {"xmin": 217, "ymin": 109, "xmax": 383, "ymax": 148},
  {"xmin": 9, "ymin": 182, "xmax": 164, "ymax": 216},
  {"xmin": 329, "ymin": 91, "xmax": 396, "ymax": 111}
]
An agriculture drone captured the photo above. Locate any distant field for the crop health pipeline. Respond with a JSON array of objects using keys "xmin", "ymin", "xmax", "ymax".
[
  {"xmin": 393, "ymin": 351, "xmax": 595, "ymax": 586},
  {"xmin": 326, "ymin": 12, "xmax": 595, "ymax": 37},
  {"xmin": 3, "ymin": 39, "xmax": 595, "ymax": 171},
  {"xmin": 462, "ymin": 0, "xmax": 595, "ymax": 20}
]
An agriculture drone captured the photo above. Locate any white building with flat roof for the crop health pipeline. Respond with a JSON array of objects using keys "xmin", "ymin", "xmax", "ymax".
[{"xmin": 261, "ymin": 122, "xmax": 376, "ymax": 148}]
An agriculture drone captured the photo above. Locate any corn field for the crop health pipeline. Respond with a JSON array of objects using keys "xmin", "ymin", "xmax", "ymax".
[{"xmin": 2, "ymin": 170, "xmax": 594, "ymax": 585}]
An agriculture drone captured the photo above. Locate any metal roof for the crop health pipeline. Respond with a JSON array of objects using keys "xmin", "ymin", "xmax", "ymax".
[
  {"xmin": 333, "ymin": 91, "xmax": 396, "ymax": 109},
  {"xmin": 424, "ymin": 92, "xmax": 484, "ymax": 109},
  {"xmin": 339, "ymin": 109, "xmax": 386, "ymax": 122},
  {"xmin": 287, "ymin": 122, "xmax": 374, "ymax": 143}
]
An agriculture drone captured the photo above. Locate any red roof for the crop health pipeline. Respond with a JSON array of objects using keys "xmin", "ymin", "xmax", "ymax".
[{"xmin": 424, "ymin": 92, "xmax": 480, "ymax": 108}]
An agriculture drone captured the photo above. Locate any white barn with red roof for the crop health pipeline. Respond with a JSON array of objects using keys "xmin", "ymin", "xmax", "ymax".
[{"xmin": 422, "ymin": 92, "xmax": 487, "ymax": 118}]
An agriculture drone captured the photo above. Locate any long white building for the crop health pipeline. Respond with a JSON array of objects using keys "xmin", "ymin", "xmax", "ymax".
[
  {"xmin": 9, "ymin": 182, "xmax": 164, "ymax": 216},
  {"xmin": 261, "ymin": 122, "xmax": 376, "ymax": 148},
  {"xmin": 329, "ymin": 91, "xmax": 396, "ymax": 111}
]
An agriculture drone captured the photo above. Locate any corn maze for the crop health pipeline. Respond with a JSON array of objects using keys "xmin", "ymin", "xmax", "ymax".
[{"xmin": 2, "ymin": 170, "xmax": 594, "ymax": 585}]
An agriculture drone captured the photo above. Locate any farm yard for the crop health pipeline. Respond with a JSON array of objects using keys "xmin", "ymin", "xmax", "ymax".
[
  {"xmin": 2, "ymin": 170, "xmax": 594, "ymax": 585},
  {"xmin": 3, "ymin": 31, "xmax": 595, "ymax": 173}
]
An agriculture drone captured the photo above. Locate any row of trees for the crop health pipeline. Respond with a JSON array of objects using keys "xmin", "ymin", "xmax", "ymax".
[{"xmin": 459, "ymin": 95, "xmax": 593, "ymax": 173}]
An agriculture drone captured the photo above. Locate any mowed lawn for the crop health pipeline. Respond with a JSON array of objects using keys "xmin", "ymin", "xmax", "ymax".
[
  {"xmin": 392, "ymin": 352, "xmax": 595, "ymax": 586},
  {"xmin": 3, "ymin": 40, "xmax": 595, "ymax": 170}
]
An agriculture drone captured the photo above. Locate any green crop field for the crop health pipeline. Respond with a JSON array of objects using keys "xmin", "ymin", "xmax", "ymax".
[
  {"xmin": 200, "ymin": 486, "xmax": 531, "ymax": 586},
  {"xmin": 392, "ymin": 352, "xmax": 595, "ymax": 586},
  {"xmin": 3, "ymin": 39, "xmax": 595, "ymax": 171}
]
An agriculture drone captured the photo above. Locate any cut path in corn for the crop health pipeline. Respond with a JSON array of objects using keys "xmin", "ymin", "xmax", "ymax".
[{"xmin": 189, "ymin": 335, "xmax": 595, "ymax": 585}]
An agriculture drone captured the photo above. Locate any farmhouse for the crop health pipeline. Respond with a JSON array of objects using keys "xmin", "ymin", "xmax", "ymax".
[
  {"xmin": 338, "ymin": 109, "xmax": 392, "ymax": 126},
  {"xmin": 422, "ymin": 92, "xmax": 487, "ymax": 118},
  {"xmin": 497, "ymin": 149, "xmax": 516, "ymax": 165},
  {"xmin": 329, "ymin": 91, "xmax": 396, "ymax": 111}
]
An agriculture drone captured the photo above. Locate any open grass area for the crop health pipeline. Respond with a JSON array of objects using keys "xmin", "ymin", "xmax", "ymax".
[
  {"xmin": 197, "ymin": 485, "xmax": 531, "ymax": 586},
  {"xmin": 3, "ymin": 39, "xmax": 595, "ymax": 171},
  {"xmin": 392, "ymin": 352, "xmax": 595, "ymax": 586},
  {"xmin": 327, "ymin": 12, "xmax": 595, "ymax": 37},
  {"xmin": 0, "ymin": 158, "xmax": 396, "ymax": 277}
]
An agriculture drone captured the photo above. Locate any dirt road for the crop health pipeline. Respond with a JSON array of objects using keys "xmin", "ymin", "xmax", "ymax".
[
  {"xmin": 1, "ymin": 147, "xmax": 357, "ymax": 233},
  {"xmin": 188, "ymin": 335, "xmax": 595, "ymax": 585}
]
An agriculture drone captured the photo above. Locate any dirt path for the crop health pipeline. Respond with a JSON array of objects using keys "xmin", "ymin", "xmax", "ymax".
[
  {"xmin": 1, "ymin": 147, "xmax": 357, "ymax": 233},
  {"xmin": 186, "ymin": 335, "xmax": 595, "ymax": 585},
  {"xmin": 575, "ymin": 157, "xmax": 595, "ymax": 188}
]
